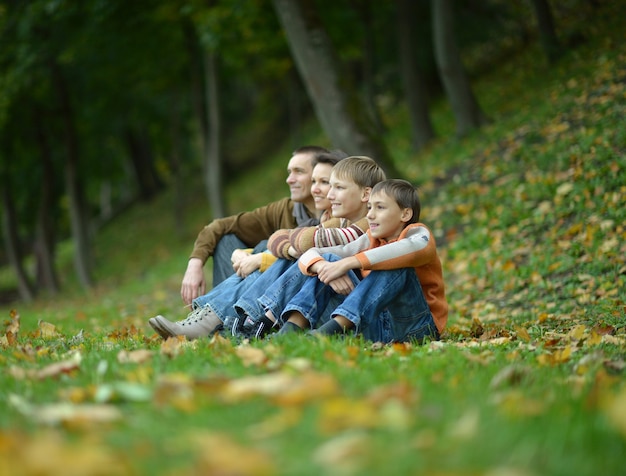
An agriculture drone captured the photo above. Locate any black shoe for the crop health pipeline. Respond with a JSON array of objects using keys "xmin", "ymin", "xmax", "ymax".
[
  {"xmin": 246, "ymin": 315, "xmax": 277, "ymax": 339},
  {"xmin": 230, "ymin": 316, "xmax": 247, "ymax": 338}
]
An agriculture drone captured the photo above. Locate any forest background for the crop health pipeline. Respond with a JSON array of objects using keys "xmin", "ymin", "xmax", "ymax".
[{"xmin": 1, "ymin": 0, "xmax": 625, "ymax": 475}]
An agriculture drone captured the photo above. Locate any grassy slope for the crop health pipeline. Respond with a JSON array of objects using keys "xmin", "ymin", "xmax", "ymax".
[{"xmin": 1, "ymin": 3, "xmax": 625, "ymax": 475}]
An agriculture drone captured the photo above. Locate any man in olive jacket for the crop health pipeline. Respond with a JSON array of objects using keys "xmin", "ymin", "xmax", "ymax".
[{"xmin": 180, "ymin": 146, "xmax": 330, "ymax": 306}]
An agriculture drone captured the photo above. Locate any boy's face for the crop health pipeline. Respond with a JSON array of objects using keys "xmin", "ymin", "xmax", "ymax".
[
  {"xmin": 311, "ymin": 163, "xmax": 333, "ymax": 211},
  {"xmin": 367, "ymin": 191, "xmax": 412, "ymax": 241},
  {"xmin": 286, "ymin": 153, "xmax": 314, "ymax": 204},
  {"xmin": 327, "ymin": 172, "xmax": 370, "ymax": 222}
]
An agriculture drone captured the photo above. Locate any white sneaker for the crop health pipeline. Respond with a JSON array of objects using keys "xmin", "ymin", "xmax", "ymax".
[{"xmin": 148, "ymin": 306, "xmax": 222, "ymax": 340}]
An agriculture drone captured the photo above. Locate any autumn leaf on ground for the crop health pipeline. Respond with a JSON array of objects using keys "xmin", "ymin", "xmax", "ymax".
[
  {"xmin": 5, "ymin": 309, "xmax": 20, "ymax": 334},
  {"xmin": 153, "ymin": 373, "xmax": 197, "ymax": 411},
  {"xmin": 235, "ymin": 345, "xmax": 269, "ymax": 367},
  {"xmin": 117, "ymin": 348, "xmax": 154, "ymax": 364},
  {"xmin": 186, "ymin": 431, "xmax": 275, "ymax": 476},
  {"xmin": 1, "ymin": 309, "xmax": 20, "ymax": 347},
  {"xmin": 223, "ymin": 371, "xmax": 338, "ymax": 405},
  {"xmin": 36, "ymin": 320, "xmax": 61, "ymax": 339},
  {"xmin": 247, "ymin": 407, "xmax": 303, "ymax": 439},
  {"xmin": 160, "ymin": 335, "xmax": 195, "ymax": 357},
  {"xmin": 9, "ymin": 394, "xmax": 122, "ymax": 426},
  {"xmin": 313, "ymin": 431, "xmax": 371, "ymax": 475},
  {"xmin": 0, "ymin": 430, "xmax": 128, "ymax": 475},
  {"xmin": 8, "ymin": 351, "xmax": 83, "ymax": 380}
]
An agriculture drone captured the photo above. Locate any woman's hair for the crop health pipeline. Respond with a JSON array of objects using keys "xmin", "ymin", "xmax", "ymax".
[
  {"xmin": 371, "ymin": 179, "xmax": 421, "ymax": 223},
  {"xmin": 331, "ymin": 156, "xmax": 387, "ymax": 188},
  {"xmin": 313, "ymin": 152, "xmax": 344, "ymax": 168}
]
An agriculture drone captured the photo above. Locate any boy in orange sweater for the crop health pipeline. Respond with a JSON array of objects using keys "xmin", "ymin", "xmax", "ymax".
[{"xmin": 274, "ymin": 179, "xmax": 447, "ymax": 342}]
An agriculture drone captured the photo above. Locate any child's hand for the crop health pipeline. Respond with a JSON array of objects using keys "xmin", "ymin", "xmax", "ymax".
[
  {"xmin": 231, "ymin": 249, "xmax": 251, "ymax": 269},
  {"xmin": 316, "ymin": 257, "xmax": 358, "ymax": 284},
  {"xmin": 328, "ymin": 275, "xmax": 354, "ymax": 295},
  {"xmin": 233, "ymin": 253, "xmax": 262, "ymax": 278}
]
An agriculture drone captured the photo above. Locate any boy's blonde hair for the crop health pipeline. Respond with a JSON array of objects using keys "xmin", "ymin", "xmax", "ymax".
[
  {"xmin": 331, "ymin": 156, "xmax": 386, "ymax": 188},
  {"xmin": 371, "ymin": 179, "xmax": 421, "ymax": 224}
]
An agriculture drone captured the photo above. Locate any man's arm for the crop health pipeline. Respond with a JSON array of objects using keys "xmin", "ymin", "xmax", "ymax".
[{"xmin": 189, "ymin": 198, "xmax": 297, "ymax": 264}]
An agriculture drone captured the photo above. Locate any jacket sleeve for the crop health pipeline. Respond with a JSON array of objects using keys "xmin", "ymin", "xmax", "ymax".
[
  {"xmin": 189, "ymin": 198, "xmax": 296, "ymax": 264},
  {"xmin": 267, "ymin": 229, "xmax": 293, "ymax": 259},
  {"xmin": 298, "ymin": 233, "xmax": 371, "ymax": 275},
  {"xmin": 356, "ymin": 225, "xmax": 436, "ymax": 270}
]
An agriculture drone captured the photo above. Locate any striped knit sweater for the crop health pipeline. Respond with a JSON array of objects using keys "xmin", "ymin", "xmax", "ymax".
[{"xmin": 268, "ymin": 213, "xmax": 369, "ymax": 260}]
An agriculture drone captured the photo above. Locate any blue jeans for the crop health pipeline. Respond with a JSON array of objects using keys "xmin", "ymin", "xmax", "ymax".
[
  {"xmin": 232, "ymin": 258, "xmax": 299, "ymax": 322},
  {"xmin": 193, "ymin": 269, "xmax": 263, "ymax": 327},
  {"xmin": 212, "ymin": 234, "xmax": 268, "ymax": 286},
  {"xmin": 281, "ymin": 253, "xmax": 439, "ymax": 343},
  {"xmin": 246, "ymin": 260, "xmax": 339, "ymax": 328}
]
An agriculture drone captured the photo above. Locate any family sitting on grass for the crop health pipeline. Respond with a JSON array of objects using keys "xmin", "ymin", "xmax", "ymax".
[{"xmin": 148, "ymin": 146, "xmax": 447, "ymax": 344}]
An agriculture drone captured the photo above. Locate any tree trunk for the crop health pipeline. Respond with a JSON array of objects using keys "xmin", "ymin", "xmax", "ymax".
[
  {"xmin": 124, "ymin": 127, "xmax": 163, "ymax": 201},
  {"xmin": 1, "ymin": 183, "xmax": 35, "ymax": 302},
  {"xmin": 396, "ymin": 0, "xmax": 435, "ymax": 151},
  {"xmin": 529, "ymin": 0, "xmax": 560, "ymax": 64},
  {"xmin": 432, "ymin": 0, "xmax": 488, "ymax": 137},
  {"xmin": 49, "ymin": 60, "xmax": 93, "ymax": 289},
  {"xmin": 272, "ymin": 0, "xmax": 401, "ymax": 177},
  {"xmin": 349, "ymin": 0, "xmax": 385, "ymax": 135},
  {"xmin": 204, "ymin": 51, "xmax": 225, "ymax": 218},
  {"xmin": 33, "ymin": 111, "xmax": 59, "ymax": 293}
]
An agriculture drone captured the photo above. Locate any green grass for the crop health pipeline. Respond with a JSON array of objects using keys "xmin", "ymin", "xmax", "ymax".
[{"xmin": 1, "ymin": 3, "xmax": 625, "ymax": 475}]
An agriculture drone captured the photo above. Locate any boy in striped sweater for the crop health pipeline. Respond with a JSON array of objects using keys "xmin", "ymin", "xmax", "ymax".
[{"xmin": 273, "ymin": 179, "xmax": 447, "ymax": 343}]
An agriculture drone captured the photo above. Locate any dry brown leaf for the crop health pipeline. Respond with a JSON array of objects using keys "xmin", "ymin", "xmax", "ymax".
[
  {"xmin": 247, "ymin": 408, "xmax": 303, "ymax": 439},
  {"xmin": 117, "ymin": 349, "xmax": 154, "ymax": 364},
  {"xmin": 318, "ymin": 397, "xmax": 378, "ymax": 433},
  {"xmin": 223, "ymin": 371, "xmax": 338, "ymax": 405},
  {"xmin": 235, "ymin": 345, "xmax": 268, "ymax": 367},
  {"xmin": 514, "ymin": 325, "xmax": 531, "ymax": 343},
  {"xmin": 313, "ymin": 431, "xmax": 371, "ymax": 474},
  {"xmin": 9, "ymin": 394, "xmax": 122, "ymax": 426},
  {"xmin": 5, "ymin": 309, "xmax": 20, "ymax": 334},
  {"xmin": 537, "ymin": 346, "xmax": 573, "ymax": 366},
  {"xmin": 160, "ymin": 335, "xmax": 191, "ymax": 357},
  {"xmin": 0, "ymin": 430, "xmax": 127, "ymax": 475},
  {"xmin": 36, "ymin": 352, "xmax": 82, "ymax": 379},
  {"xmin": 37, "ymin": 320, "xmax": 60, "ymax": 339},
  {"xmin": 153, "ymin": 373, "xmax": 195, "ymax": 411},
  {"xmin": 187, "ymin": 431, "xmax": 275, "ymax": 476}
]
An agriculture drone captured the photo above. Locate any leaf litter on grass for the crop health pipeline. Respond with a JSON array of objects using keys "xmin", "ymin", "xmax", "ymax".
[{"xmin": 2, "ymin": 30, "xmax": 626, "ymax": 476}]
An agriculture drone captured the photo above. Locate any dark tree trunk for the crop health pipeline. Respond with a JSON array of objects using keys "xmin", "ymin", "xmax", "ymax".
[
  {"xmin": 1, "ymin": 183, "xmax": 35, "ymax": 302},
  {"xmin": 33, "ymin": 111, "xmax": 59, "ymax": 293},
  {"xmin": 529, "ymin": 0, "xmax": 561, "ymax": 64},
  {"xmin": 272, "ymin": 0, "xmax": 401, "ymax": 178},
  {"xmin": 432, "ymin": 0, "xmax": 489, "ymax": 137},
  {"xmin": 396, "ymin": 0, "xmax": 436, "ymax": 151},
  {"xmin": 49, "ymin": 60, "xmax": 93, "ymax": 289},
  {"xmin": 204, "ymin": 51, "xmax": 225, "ymax": 218},
  {"xmin": 124, "ymin": 127, "xmax": 163, "ymax": 201},
  {"xmin": 349, "ymin": 0, "xmax": 385, "ymax": 135}
]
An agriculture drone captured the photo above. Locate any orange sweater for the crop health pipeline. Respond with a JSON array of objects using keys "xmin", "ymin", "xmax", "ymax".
[{"xmin": 298, "ymin": 223, "xmax": 448, "ymax": 332}]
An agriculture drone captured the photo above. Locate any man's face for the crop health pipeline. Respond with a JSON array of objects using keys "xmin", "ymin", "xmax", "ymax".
[{"xmin": 286, "ymin": 153, "xmax": 313, "ymax": 203}]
